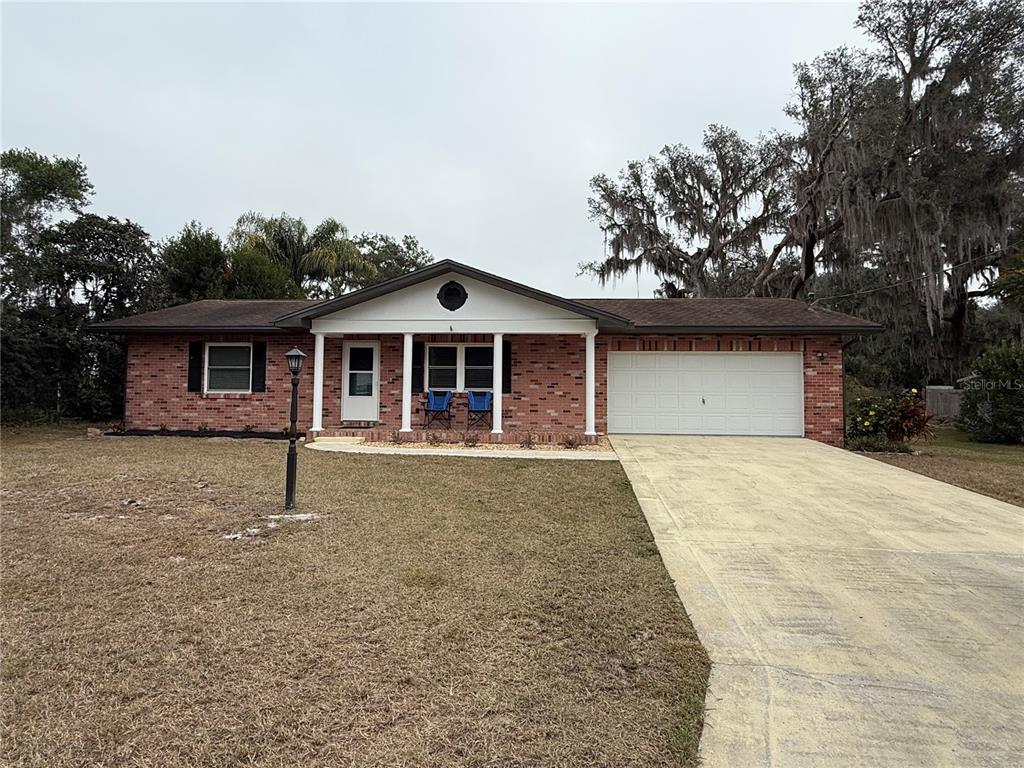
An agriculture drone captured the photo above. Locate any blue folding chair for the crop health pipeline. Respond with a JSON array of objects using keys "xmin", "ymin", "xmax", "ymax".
[
  {"xmin": 423, "ymin": 390, "xmax": 453, "ymax": 428},
  {"xmin": 466, "ymin": 390, "xmax": 493, "ymax": 429}
]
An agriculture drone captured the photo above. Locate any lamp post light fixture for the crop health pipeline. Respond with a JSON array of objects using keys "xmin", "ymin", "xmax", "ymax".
[{"xmin": 284, "ymin": 346, "xmax": 306, "ymax": 509}]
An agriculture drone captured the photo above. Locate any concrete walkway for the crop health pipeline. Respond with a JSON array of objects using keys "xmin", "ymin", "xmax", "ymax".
[
  {"xmin": 306, "ymin": 439, "xmax": 618, "ymax": 460},
  {"xmin": 611, "ymin": 435, "xmax": 1023, "ymax": 768}
]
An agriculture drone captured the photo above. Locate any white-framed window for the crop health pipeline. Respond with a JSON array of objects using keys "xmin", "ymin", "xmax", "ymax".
[
  {"xmin": 205, "ymin": 342, "xmax": 253, "ymax": 393},
  {"xmin": 425, "ymin": 343, "xmax": 494, "ymax": 392},
  {"xmin": 463, "ymin": 345, "xmax": 494, "ymax": 390}
]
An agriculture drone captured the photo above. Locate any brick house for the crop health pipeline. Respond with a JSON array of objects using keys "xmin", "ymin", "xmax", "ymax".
[{"xmin": 93, "ymin": 260, "xmax": 879, "ymax": 446}]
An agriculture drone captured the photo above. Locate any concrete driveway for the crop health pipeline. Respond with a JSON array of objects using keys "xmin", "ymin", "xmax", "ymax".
[{"xmin": 611, "ymin": 436, "xmax": 1023, "ymax": 768}]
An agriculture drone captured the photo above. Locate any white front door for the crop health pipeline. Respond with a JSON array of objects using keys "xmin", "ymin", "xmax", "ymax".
[
  {"xmin": 607, "ymin": 352, "xmax": 804, "ymax": 436},
  {"xmin": 342, "ymin": 342, "xmax": 379, "ymax": 421}
]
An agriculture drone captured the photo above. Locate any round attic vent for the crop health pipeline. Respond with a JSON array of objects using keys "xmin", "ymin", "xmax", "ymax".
[{"xmin": 437, "ymin": 280, "xmax": 468, "ymax": 311}]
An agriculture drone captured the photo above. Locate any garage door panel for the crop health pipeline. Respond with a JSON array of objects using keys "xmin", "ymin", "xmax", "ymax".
[
  {"xmin": 679, "ymin": 373, "xmax": 703, "ymax": 391},
  {"xmin": 632, "ymin": 413, "xmax": 664, "ymax": 432},
  {"xmin": 657, "ymin": 393, "xmax": 682, "ymax": 410},
  {"xmin": 701, "ymin": 372, "xmax": 727, "ymax": 390},
  {"xmin": 655, "ymin": 372, "xmax": 682, "ymax": 390},
  {"xmin": 609, "ymin": 372, "xmax": 634, "ymax": 390},
  {"xmin": 747, "ymin": 414, "xmax": 776, "ymax": 433},
  {"xmin": 701, "ymin": 393, "xmax": 725, "ymax": 409},
  {"xmin": 607, "ymin": 352, "xmax": 803, "ymax": 436},
  {"xmin": 702, "ymin": 414, "xmax": 728, "ymax": 432},
  {"xmin": 633, "ymin": 392, "xmax": 657, "ymax": 409},
  {"xmin": 725, "ymin": 393, "xmax": 753, "ymax": 410},
  {"xmin": 608, "ymin": 392, "xmax": 635, "ymax": 410}
]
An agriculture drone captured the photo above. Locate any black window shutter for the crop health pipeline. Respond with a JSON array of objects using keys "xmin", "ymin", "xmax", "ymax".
[
  {"xmin": 412, "ymin": 341, "xmax": 425, "ymax": 393},
  {"xmin": 251, "ymin": 341, "xmax": 267, "ymax": 392},
  {"xmin": 502, "ymin": 339, "xmax": 512, "ymax": 394},
  {"xmin": 187, "ymin": 341, "xmax": 203, "ymax": 392}
]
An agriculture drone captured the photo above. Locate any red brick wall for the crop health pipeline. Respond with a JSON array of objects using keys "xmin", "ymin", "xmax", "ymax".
[
  {"xmin": 124, "ymin": 333, "xmax": 315, "ymax": 433},
  {"xmin": 800, "ymin": 335, "xmax": 845, "ymax": 446},
  {"xmin": 124, "ymin": 332, "xmax": 845, "ymax": 446},
  {"xmin": 325, "ymin": 334, "xmax": 587, "ymax": 433}
]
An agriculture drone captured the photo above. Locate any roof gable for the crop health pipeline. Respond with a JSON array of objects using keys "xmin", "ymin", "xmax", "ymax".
[{"xmin": 273, "ymin": 260, "xmax": 628, "ymax": 328}]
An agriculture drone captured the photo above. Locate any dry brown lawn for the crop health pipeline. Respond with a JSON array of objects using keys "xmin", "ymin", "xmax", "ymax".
[
  {"xmin": 870, "ymin": 427, "xmax": 1023, "ymax": 507},
  {"xmin": 1, "ymin": 426, "xmax": 708, "ymax": 767}
]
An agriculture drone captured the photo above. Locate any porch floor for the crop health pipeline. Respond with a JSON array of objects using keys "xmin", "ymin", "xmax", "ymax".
[{"xmin": 309, "ymin": 428, "xmax": 600, "ymax": 446}]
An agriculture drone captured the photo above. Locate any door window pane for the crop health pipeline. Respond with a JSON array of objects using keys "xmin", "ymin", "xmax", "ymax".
[
  {"xmin": 349, "ymin": 371, "xmax": 373, "ymax": 396},
  {"xmin": 349, "ymin": 347, "xmax": 373, "ymax": 371}
]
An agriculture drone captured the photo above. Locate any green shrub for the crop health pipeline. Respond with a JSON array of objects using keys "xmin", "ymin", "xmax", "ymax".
[
  {"xmin": 847, "ymin": 389, "xmax": 932, "ymax": 443},
  {"xmin": 843, "ymin": 376, "xmax": 879, "ymax": 418},
  {"xmin": 959, "ymin": 345, "xmax": 1024, "ymax": 444},
  {"xmin": 847, "ymin": 434, "xmax": 913, "ymax": 453}
]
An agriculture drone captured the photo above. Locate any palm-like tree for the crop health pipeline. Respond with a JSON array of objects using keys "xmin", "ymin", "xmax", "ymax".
[{"xmin": 230, "ymin": 212, "xmax": 375, "ymax": 297}]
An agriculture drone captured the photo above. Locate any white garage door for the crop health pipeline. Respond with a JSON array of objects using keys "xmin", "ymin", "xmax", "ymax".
[{"xmin": 607, "ymin": 352, "xmax": 804, "ymax": 436}]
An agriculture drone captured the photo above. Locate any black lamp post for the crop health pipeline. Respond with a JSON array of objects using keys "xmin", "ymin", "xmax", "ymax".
[{"xmin": 284, "ymin": 346, "xmax": 306, "ymax": 509}]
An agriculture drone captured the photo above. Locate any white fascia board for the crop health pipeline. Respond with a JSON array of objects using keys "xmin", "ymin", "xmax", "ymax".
[{"xmin": 310, "ymin": 318, "xmax": 598, "ymax": 335}]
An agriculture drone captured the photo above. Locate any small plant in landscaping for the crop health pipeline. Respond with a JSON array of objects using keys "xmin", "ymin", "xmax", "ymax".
[
  {"xmin": 426, "ymin": 432, "xmax": 444, "ymax": 446},
  {"xmin": 560, "ymin": 435, "xmax": 581, "ymax": 450},
  {"xmin": 158, "ymin": 424, "xmax": 169, "ymax": 435},
  {"xmin": 243, "ymin": 424, "xmax": 254, "ymax": 433},
  {"xmin": 519, "ymin": 433, "xmax": 537, "ymax": 450},
  {"xmin": 196, "ymin": 423, "xmax": 209, "ymax": 434},
  {"xmin": 847, "ymin": 388, "xmax": 932, "ymax": 444},
  {"xmin": 388, "ymin": 430, "xmax": 405, "ymax": 445},
  {"xmin": 462, "ymin": 432, "xmax": 479, "ymax": 447}
]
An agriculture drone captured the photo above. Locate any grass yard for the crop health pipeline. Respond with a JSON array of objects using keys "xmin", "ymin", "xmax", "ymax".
[
  {"xmin": 870, "ymin": 427, "xmax": 1023, "ymax": 507},
  {"xmin": 1, "ymin": 427, "xmax": 709, "ymax": 767}
]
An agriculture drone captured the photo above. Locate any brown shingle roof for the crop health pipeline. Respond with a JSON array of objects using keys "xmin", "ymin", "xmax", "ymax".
[
  {"xmin": 91, "ymin": 299, "xmax": 321, "ymax": 332},
  {"xmin": 92, "ymin": 291, "xmax": 879, "ymax": 335},
  {"xmin": 574, "ymin": 298, "xmax": 879, "ymax": 333}
]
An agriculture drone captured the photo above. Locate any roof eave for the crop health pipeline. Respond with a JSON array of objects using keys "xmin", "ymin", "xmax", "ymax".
[
  {"xmin": 90, "ymin": 324, "xmax": 291, "ymax": 334},
  {"xmin": 599, "ymin": 324, "xmax": 883, "ymax": 335}
]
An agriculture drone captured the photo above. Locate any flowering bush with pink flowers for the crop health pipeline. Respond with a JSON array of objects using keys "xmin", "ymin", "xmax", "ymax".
[{"xmin": 848, "ymin": 388, "xmax": 933, "ymax": 445}]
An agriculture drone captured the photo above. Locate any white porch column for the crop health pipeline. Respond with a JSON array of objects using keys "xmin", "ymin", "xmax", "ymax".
[
  {"xmin": 401, "ymin": 332, "xmax": 414, "ymax": 432},
  {"xmin": 584, "ymin": 331, "xmax": 597, "ymax": 436},
  {"xmin": 311, "ymin": 332, "xmax": 325, "ymax": 432},
  {"xmin": 491, "ymin": 333, "xmax": 503, "ymax": 434}
]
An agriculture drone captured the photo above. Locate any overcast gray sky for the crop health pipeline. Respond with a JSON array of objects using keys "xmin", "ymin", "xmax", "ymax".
[{"xmin": 2, "ymin": 1, "xmax": 862, "ymax": 297}]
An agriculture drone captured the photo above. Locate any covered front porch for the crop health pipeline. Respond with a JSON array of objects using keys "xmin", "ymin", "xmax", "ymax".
[
  {"xmin": 306, "ymin": 331, "xmax": 598, "ymax": 443},
  {"xmin": 267, "ymin": 262, "xmax": 628, "ymax": 444}
]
